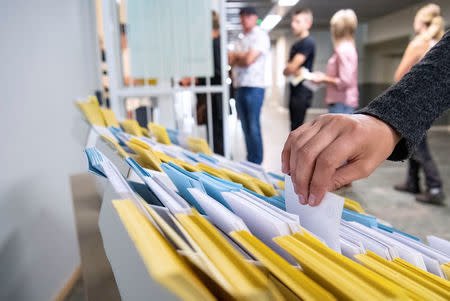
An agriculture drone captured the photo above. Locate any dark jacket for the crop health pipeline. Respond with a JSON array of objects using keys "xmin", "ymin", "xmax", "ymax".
[{"xmin": 358, "ymin": 30, "xmax": 450, "ymax": 161}]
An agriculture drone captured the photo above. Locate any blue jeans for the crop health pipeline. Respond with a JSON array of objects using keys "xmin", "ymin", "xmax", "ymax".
[
  {"xmin": 235, "ymin": 87, "xmax": 265, "ymax": 164},
  {"xmin": 328, "ymin": 102, "xmax": 355, "ymax": 114}
]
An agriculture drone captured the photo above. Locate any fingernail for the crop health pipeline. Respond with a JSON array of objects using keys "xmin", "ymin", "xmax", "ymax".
[
  {"xmin": 298, "ymin": 195, "xmax": 306, "ymax": 204},
  {"xmin": 308, "ymin": 194, "xmax": 316, "ymax": 206}
]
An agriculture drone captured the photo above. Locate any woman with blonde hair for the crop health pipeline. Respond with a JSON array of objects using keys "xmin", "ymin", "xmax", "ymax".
[
  {"xmin": 312, "ymin": 9, "xmax": 359, "ymax": 114},
  {"xmin": 393, "ymin": 3, "xmax": 445, "ymax": 204}
]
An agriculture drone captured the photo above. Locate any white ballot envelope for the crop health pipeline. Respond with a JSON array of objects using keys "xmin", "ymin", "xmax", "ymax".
[{"xmin": 285, "ymin": 175, "xmax": 344, "ymax": 253}]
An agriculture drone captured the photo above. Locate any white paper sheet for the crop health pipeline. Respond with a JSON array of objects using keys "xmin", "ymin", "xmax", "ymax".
[
  {"xmin": 285, "ymin": 175, "xmax": 344, "ymax": 253},
  {"xmin": 427, "ymin": 235, "xmax": 450, "ymax": 257}
]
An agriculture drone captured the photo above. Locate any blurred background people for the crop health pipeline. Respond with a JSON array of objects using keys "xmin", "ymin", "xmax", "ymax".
[
  {"xmin": 180, "ymin": 11, "xmax": 225, "ymax": 155},
  {"xmin": 228, "ymin": 7, "xmax": 270, "ymax": 164},
  {"xmin": 312, "ymin": 9, "xmax": 359, "ymax": 114},
  {"xmin": 393, "ymin": 3, "xmax": 445, "ymax": 204},
  {"xmin": 283, "ymin": 8, "xmax": 315, "ymax": 131}
]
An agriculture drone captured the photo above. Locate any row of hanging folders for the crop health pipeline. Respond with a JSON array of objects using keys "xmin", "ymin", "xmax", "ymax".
[{"xmin": 77, "ymin": 96, "xmax": 450, "ymax": 300}]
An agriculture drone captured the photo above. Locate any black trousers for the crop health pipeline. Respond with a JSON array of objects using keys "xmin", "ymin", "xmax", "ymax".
[
  {"xmin": 289, "ymin": 93, "xmax": 312, "ymax": 131},
  {"xmin": 211, "ymin": 93, "xmax": 224, "ymax": 155},
  {"xmin": 406, "ymin": 135, "xmax": 442, "ymax": 190}
]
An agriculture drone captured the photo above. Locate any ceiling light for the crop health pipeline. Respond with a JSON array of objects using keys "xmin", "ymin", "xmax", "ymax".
[
  {"xmin": 279, "ymin": 0, "xmax": 299, "ymax": 6},
  {"xmin": 260, "ymin": 14, "xmax": 282, "ymax": 31}
]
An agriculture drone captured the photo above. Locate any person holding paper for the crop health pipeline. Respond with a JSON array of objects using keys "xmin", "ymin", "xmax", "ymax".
[
  {"xmin": 311, "ymin": 9, "xmax": 359, "ymax": 114},
  {"xmin": 228, "ymin": 7, "xmax": 270, "ymax": 164},
  {"xmin": 283, "ymin": 8, "xmax": 316, "ymax": 131},
  {"xmin": 281, "ymin": 30, "xmax": 450, "ymax": 207},
  {"xmin": 392, "ymin": 4, "xmax": 445, "ymax": 204}
]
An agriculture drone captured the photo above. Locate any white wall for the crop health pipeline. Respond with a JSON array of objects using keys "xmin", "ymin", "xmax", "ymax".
[
  {"xmin": 367, "ymin": 0, "xmax": 450, "ymax": 45},
  {"xmin": 364, "ymin": 0, "xmax": 450, "ymax": 84},
  {"xmin": 0, "ymin": 1, "xmax": 101, "ymax": 300}
]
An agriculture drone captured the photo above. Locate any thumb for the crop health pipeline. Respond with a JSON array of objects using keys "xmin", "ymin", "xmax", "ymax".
[{"xmin": 332, "ymin": 160, "xmax": 372, "ymax": 190}]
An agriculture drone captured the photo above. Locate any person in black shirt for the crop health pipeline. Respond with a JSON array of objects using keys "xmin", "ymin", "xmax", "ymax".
[{"xmin": 283, "ymin": 8, "xmax": 316, "ymax": 131}]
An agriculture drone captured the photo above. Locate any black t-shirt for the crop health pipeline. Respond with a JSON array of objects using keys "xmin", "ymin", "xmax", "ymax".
[{"xmin": 289, "ymin": 36, "xmax": 315, "ymax": 97}]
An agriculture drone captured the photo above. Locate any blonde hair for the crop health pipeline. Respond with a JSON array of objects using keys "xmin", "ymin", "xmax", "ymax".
[
  {"xmin": 416, "ymin": 4, "xmax": 445, "ymax": 40},
  {"xmin": 330, "ymin": 9, "xmax": 358, "ymax": 45}
]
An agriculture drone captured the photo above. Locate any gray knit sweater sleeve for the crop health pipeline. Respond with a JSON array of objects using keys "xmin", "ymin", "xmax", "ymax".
[{"xmin": 357, "ymin": 31, "xmax": 450, "ymax": 161}]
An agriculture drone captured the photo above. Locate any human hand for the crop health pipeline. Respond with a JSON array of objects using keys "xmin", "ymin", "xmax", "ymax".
[
  {"xmin": 311, "ymin": 72, "xmax": 326, "ymax": 83},
  {"xmin": 281, "ymin": 114, "xmax": 401, "ymax": 206}
]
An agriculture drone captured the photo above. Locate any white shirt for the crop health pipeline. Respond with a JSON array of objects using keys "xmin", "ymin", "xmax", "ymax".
[{"xmin": 232, "ymin": 26, "xmax": 270, "ymax": 88}]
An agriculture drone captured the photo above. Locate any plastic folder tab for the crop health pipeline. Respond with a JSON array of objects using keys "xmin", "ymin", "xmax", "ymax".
[
  {"xmin": 126, "ymin": 138, "xmax": 162, "ymax": 171},
  {"xmin": 377, "ymin": 223, "xmax": 421, "ymax": 241},
  {"xmin": 219, "ymin": 168, "xmax": 265, "ymax": 195},
  {"xmin": 100, "ymin": 135, "xmax": 128, "ymax": 159},
  {"xmin": 125, "ymin": 157, "xmax": 151, "ymax": 180},
  {"xmin": 166, "ymin": 128, "xmax": 179, "ymax": 145},
  {"xmin": 75, "ymin": 98, "xmax": 106, "ymax": 126},
  {"xmin": 161, "ymin": 163, "xmax": 207, "ymax": 215},
  {"xmin": 230, "ymin": 230, "xmax": 336, "ymax": 301},
  {"xmin": 85, "ymin": 148, "xmax": 106, "ymax": 177},
  {"xmin": 175, "ymin": 211, "xmax": 281, "ymax": 300},
  {"xmin": 342, "ymin": 208, "xmax": 378, "ymax": 228},
  {"xmin": 113, "ymin": 200, "xmax": 215, "ymax": 301},
  {"xmin": 275, "ymin": 232, "xmax": 409, "ymax": 301},
  {"xmin": 148, "ymin": 122, "xmax": 172, "ymax": 145},
  {"xmin": 356, "ymin": 251, "xmax": 449, "ymax": 300},
  {"xmin": 343, "ymin": 198, "xmax": 366, "ymax": 214},
  {"xmin": 392, "ymin": 258, "xmax": 450, "ymax": 291},
  {"xmin": 187, "ymin": 137, "xmax": 212, "ymax": 155},
  {"xmin": 243, "ymin": 174, "xmax": 278, "ymax": 197},
  {"xmin": 441, "ymin": 263, "xmax": 450, "ymax": 279},
  {"xmin": 196, "ymin": 163, "xmax": 231, "ymax": 181},
  {"xmin": 140, "ymin": 127, "xmax": 150, "ymax": 137},
  {"xmin": 198, "ymin": 153, "xmax": 219, "ymax": 164},
  {"xmin": 100, "ymin": 108, "xmax": 120, "ymax": 128},
  {"xmin": 121, "ymin": 119, "xmax": 143, "ymax": 137}
]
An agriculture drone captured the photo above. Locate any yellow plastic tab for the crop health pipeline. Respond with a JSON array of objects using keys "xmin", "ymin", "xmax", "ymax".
[
  {"xmin": 100, "ymin": 108, "xmax": 120, "ymax": 128},
  {"xmin": 392, "ymin": 258, "xmax": 450, "ymax": 294},
  {"xmin": 231, "ymin": 230, "xmax": 336, "ymax": 301},
  {"xmin": 175, "ymin": 212, "xmax": 280, "ymax": 300},
  {"xmin": 113, "ymin": 200, "xmax": 216, "ymax": 301},
  {"xmin": 121, "ymin": 119, "xmax": 143, "ymax": 137},
  {"xmin": 174, "ymin": 159, "xmax": 201, "ymax": 173},
  {"xmin": 100, "ymin": 135, "xmax": 128, "ymax": 158},
  {"xmin": 140, "ymin": 127, "xmax": 150, "ymax": 138},
  {"xmin": 187, "ymin": 137, "xmax": 212, "ymax": 155},
  {"xmin": 276, "ymin": 180, "xmax": 285, "ymax": 190},
  {"xmin": 275, "ymin": 233, "xmax": 408, "ymax": 301},
  {"xmin": 195, "ymin": 163, "xmax": 231, "ymax": 181},
  {"xmin": 343, "ymin": 198, "xmax": 366, "ymax": 214},
  {"xmin": 219, "ymin": 168, "xmax": 265, "ymax": 195},
  {"xmin": 442, "ymin": 263, "xmax": 450, "ymax": 280},
  {"xmin": 148, "ymin": 122, "xmax": 172, "ymax": 145},
  {"xmin": 355, "ymin": 251, "xmax": 448, "ymax": 301},
  {"xmin": 243, "ymin": 174, "xmax": 278, "ymax": 197},
  {"xmin": 75, "ymin": 101, "xmax": 106, "ymax": 126},
  {"xmin": 153, "ymin": 150, "xmax": 176, "ymax": 164},
  {"xmin": 126, "ymin": 138, "xmax": 162, "ymax": 172}
]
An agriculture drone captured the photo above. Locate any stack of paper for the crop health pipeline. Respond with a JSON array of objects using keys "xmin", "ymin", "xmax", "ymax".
[{"xmin": 78, "ymin": 106, "xmax": 450, "ymax": 300}]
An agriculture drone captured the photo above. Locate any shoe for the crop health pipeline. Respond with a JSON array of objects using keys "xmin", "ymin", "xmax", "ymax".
[
  {"xmin": 394, "ymin": 183, "xmax": 420, "ymax": 194},
  {"xmin": 415, "ymin": 188, "xmax": 445, "ymax": 205}
]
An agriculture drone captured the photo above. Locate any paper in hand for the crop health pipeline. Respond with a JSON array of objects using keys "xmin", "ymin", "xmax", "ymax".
[{"xmin": 285, "ymin": 175, "xmax": 344, "ymax": 253}]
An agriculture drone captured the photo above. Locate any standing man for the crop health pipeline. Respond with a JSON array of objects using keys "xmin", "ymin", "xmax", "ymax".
[
  {"xmin": 283, "ymin": 8, "xmax": 315, "ymax": 131},
  {"xmin": 229, "ymin": 7, "xmax": 270, "ymax": 164}
]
